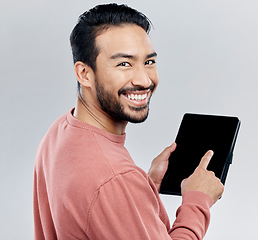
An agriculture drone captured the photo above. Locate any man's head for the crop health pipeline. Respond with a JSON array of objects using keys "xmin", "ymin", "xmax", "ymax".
[
  {"xmin": 71, "ymin": 4, "xmax": 158, "ymax": 124},
  {"xmin": 70, "ymin": 3, "xmax": 151, "ymax": 83}
]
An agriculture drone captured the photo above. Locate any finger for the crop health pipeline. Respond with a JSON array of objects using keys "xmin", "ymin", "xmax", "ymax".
[
  {"xmin": 159, "ymin": 142, "xmax": 177, "ymax": 159},
  {"xmin": 168, "ymin": 142, "xmax": 177, "ymax": 153},
  {"xmin": 198, "ymin": 150, "xmax": 214, "ymax": 169}
]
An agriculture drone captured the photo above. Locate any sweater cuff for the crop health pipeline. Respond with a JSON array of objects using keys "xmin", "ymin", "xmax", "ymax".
[{"xmin": 182, "ymin": 191, "xmax": 213, "ymax": 209}]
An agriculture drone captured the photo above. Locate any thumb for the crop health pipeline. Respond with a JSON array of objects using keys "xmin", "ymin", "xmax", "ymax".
[{"xmin": 158, "ymin": 142, "xmax": 177, "ymax": 159}]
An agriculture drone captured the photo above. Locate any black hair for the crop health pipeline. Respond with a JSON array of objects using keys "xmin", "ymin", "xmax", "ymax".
[{"xmin": 70, "ymin": 3, "xmax": 152, "ymax": 91}]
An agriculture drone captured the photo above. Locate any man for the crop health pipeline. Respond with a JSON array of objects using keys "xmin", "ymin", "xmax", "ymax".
[{"xmin": 33, "ymin": 3, "xmax": 224, "ymax": 239}]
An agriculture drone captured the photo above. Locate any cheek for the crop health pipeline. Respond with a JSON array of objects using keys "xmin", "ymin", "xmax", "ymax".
[
  {"xmin": 110, "ymin": 71, "xmax": 133, "ymax": 91},
  {"xmin": 96, "ymin": 70, "xmax": 123, "ymax": 93},
  {"xmin": 148, "ymin": 68, "xmax": 159, "ymax": 86}
]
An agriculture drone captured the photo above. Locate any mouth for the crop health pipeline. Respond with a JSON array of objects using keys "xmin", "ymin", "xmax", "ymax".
[
  {"xmin": 119, "ymin": 85, "xmax": 155, "ymax": 106},
  {"xmin": 124, "ymin": 90, "xmax": 149, "ymax": 101},
  {"xmin": 121, "ymin": 89, "xmax": 151, "ymax": 107}
]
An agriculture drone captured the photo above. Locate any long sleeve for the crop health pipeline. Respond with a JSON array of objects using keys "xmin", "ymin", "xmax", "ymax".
[
  {"xmin": 34, "ymin": 110, "xmax": 212, "ymax": 239},
  {"xmin": 170, "ymin": 191, "xmax": 213, "ymax": 239},
  {"xmin": 86, "ymin": 170, "xmax": 212, "ymax": 240}
]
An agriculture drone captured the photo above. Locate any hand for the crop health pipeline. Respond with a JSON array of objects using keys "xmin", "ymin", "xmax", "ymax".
[
  {"xmin": 148, "ymin": 143, "xmax": 177, "ymax": 192},
  {"xmin": 181, "ymin": 150, "xmax": 224, "ymax": 204}
]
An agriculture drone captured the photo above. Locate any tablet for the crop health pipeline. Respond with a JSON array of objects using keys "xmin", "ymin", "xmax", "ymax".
[{"xmin": 160, "ymin": 113, "xmax": 240, "ymax": 195}]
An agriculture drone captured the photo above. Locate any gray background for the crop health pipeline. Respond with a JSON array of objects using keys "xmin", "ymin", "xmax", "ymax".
[{"xmin": 1, "ymin": 0, "xmax": 257, "ymax": 239}]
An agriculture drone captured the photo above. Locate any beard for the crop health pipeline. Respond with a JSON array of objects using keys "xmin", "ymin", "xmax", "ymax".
[{"xmin": 94, "ymin": 77, "xmax": 154, "ymax": 123}]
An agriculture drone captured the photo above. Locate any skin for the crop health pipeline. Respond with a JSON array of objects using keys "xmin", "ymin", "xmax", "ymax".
[
  {"xmin": 73, "ymin": 24, "xmax": 224, "ymax": 204},
  {"xmin": 74, "ymin": 24, "xmax": 158, "ymax": 135}
]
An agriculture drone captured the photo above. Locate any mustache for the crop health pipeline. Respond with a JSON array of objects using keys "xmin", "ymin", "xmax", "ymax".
[{"xmin": 118, "ymin": 84, "xmax": 155, "ymax": 96}]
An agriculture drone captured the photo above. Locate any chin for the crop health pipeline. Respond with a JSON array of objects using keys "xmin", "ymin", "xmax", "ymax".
[
  {"xmin": 129, "ymin": 117, "xmax": 148, "ymax": 124},
  {"xmin": 126, "ymin": 111, "xmax": 149, "ymax": 123},
  {"xmin": 124, "ymin": 105, "xmax": 149, "ymax": 123}
]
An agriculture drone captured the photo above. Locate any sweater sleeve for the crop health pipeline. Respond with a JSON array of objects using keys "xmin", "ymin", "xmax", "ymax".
[
  {"xmin": 86, "ymin": 170, "xmax": 212, "ymax": 240},
  {"xmin": 170, "ymin": 191, "xmax": 213, "ymax": 239}
]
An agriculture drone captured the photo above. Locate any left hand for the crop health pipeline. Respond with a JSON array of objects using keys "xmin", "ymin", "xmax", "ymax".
[{"xmin": 148, "ymin": 143, "xmax": 177, "ymax": 192}]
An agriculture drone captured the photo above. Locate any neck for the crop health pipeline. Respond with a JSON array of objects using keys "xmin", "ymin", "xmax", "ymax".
[{"xmin": 74, "ymin": 95, "xmax": 127, "ymax": 135}]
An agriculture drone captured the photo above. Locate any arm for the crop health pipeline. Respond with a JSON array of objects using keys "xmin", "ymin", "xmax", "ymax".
[
  {"xmin": 86, "ymin": 169, "xmax": 214, "ymax": 240},
  {"xmin": 148, "ymin": 145, "xmax": 224, "ymax": 239},
  {"xmin": 86, "ymin": 171, "xmax": 173, "ymax": 240},
  {"xmin": 170, "ymin": 191, "xmax": 213, "ymax": 239}
]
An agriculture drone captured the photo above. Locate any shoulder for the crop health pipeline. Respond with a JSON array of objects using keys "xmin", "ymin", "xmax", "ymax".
[
  {"xmin": 98, "ymin": 167, "xmax": 156, "ymax": 194},
  {"xmin": 90, "ymin": 167, "xmax": 161, "ymax": 215},
  {"xmin": 86, "ymin": 168, "xmax": 167, "ymax": 237}
]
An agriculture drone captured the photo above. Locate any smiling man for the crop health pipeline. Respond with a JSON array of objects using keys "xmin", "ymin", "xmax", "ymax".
[
  {"xmin": 33, "ymin": 4, "xmax": 223, "ymax": 240},
  {"xmin": 73, "ymin": 24, "xmax": 158, "ymax": 132}
]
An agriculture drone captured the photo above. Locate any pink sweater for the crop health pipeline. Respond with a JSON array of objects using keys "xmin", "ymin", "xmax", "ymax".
[{"xmin": 33, "ymin": 109, "xmax": 213, "ymax": 239}]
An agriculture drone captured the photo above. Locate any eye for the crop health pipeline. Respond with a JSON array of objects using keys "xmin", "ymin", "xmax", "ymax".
[
  {"xmin": 117, "ymin": 62, "xmax": 131, "ymax": 67},
  {"xmin": 145, "ymin": 59, "xmax": 156, "ymax": 65}
]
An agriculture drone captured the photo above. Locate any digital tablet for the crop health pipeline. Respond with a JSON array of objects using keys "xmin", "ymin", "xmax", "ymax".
[{"xmin": 160, "ymin": 113, "xmax": 241, "ymax": 195}]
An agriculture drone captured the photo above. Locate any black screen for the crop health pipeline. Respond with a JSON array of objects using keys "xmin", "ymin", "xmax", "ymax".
[{"xmin": 160, "ymin": 113, "xmax": 240, "ymax": 195}]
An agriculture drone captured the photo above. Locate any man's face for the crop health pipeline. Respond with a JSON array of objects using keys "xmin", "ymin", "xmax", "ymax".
[{"xmin": 93, "ymin": 24, "xmax": 159, "ymax": 123}]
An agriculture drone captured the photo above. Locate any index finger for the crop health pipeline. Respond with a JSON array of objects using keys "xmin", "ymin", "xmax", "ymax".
[{"xmin": 198, "ymin": 150, "xmax": 214, "ymax": 169}]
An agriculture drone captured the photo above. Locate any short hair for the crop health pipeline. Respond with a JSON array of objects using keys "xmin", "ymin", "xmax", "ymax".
[{"xmin": 70, "ymin": 3, "xmax": 152, "ymax": 90}]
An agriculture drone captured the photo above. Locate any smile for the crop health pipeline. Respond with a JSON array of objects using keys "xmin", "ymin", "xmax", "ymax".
[{"xmin": 125, "ymin": 92, "xmax": 148, "ymax": 101}]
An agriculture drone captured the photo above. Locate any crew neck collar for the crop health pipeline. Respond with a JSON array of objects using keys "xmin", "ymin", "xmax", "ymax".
[{"xmin": 66, "ymin": 109, "xmax": 126, "ymax": 144}]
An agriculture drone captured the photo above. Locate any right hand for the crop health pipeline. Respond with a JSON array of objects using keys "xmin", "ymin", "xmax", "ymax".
[{"xmin": 181, "ymin": 150, "xmax": 224, "ymax": 204}]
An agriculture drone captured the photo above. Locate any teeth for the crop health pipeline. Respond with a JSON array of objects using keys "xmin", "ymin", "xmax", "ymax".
[{"xmin": 127, "ymin": 93, "xmax": 147, "ymax": 101}]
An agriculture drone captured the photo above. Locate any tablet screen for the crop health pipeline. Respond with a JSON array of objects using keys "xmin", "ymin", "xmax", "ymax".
[{"xmin": 160, "ymin": 113, "xmax": 240, "ymax": 195}]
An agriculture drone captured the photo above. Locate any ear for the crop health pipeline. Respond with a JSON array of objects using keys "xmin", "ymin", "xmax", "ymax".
[{"xmin": 74, "ymin": 61, "xmax": 95, "ymax": 88}]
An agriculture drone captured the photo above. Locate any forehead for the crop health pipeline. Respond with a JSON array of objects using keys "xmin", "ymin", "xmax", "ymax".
[{"xmin": 95, "ymin": 24, "xmax": 155, "ymax": 58}]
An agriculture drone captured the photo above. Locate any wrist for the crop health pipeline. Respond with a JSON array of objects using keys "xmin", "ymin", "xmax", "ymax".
[{"xmin": 182, "ymin": 191, "xmax": 214, "ymax": 209}]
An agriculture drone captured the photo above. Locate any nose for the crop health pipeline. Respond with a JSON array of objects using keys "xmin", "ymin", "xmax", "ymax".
[{"xmin": 131, "ymin": 67, "xmax": 152, "ymax": 89}]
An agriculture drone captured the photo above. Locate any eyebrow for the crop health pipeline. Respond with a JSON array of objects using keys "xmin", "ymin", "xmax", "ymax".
[
  {"xmin": 146, "ymin": 52, "xmax": 158, "ymax": 59},
  {"xmin": 110, "ymin": 51, "xmax": 157, "ymax": 60}
]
